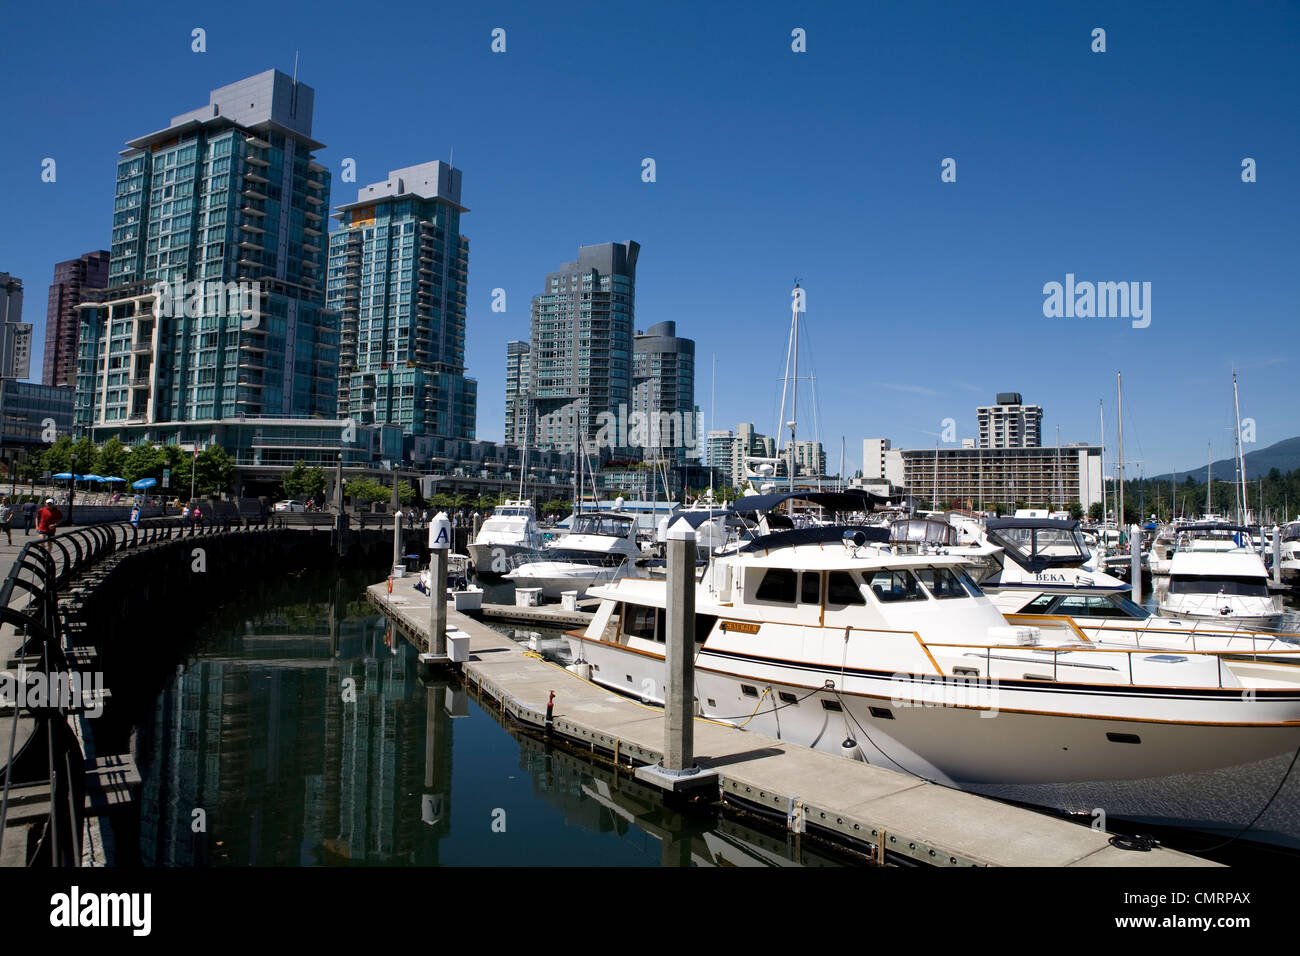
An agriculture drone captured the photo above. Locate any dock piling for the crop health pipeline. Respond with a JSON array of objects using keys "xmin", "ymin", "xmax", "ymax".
[
  {"xmin": 1130, "ymin": 524, "xmax": 1142, "ymax": 605},
  {"xmin": 1273, "ymin": 525, "xmax": 1282, "ymax": 586}
]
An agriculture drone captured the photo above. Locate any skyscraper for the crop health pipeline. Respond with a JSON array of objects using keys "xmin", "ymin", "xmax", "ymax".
[
  {"xmin": 0, "ymin": 273, "xmax": 30, "ymax": 379},
  {"xmin": 75, "ymin": 69, "xmax": 337, "ymax": 432},
  {"xmin": 527, "ymin": 241, "xmax": 638, "ymax": 453},
  {"xmin": 977, "ymin": 392, "xmax": 1043, "ymax": 448},
  {"xmin": 44, "ymin": 251, "xmax": 109, "ymax": 387},
  {"xmin": 328, "ymin": 161, "xmax": 476, "ymax": 451},
  {"xmin": 631, "ymin": 320, "xmax": 696, "ymax": 462},
  {"xmin": 503, "ymin": 340, "xmax": 530, "ymax": 446}
]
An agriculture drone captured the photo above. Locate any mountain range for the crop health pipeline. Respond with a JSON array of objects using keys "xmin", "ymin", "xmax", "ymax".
[{"xmin": 1148, "ymin": 437, "xmax": 1300, "ymax": 483}]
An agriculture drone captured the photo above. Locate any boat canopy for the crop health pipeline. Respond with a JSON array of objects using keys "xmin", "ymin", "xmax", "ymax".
[
  {"xmin": 739, "ymin": 524, "xmax": 889, "ymax": 553},
  {"xmin": 890, "ymin": 517, "xmax": 959, "ymax": 546},
  {"xmin": 985, "ymin": 518, "xmax": 1090, "ymax": 571},
  {"xmin": 670, "ymin": 509, "xmax": 731, "ymax": 528},
  {"xmin": 730, "ymin": 489, "xmax": 884, "ymax": 515},
  {"xmin": 986, "ymin": 517, "xmax": 1080, "ymax": 532}
]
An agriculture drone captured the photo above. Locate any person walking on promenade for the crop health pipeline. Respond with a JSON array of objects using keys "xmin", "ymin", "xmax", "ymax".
[
  {"xmin": 0, "ymin": 498, "xmax": 12, "ymax": 545},
  {"xmin": 22, "ymin": 499, "xmax": 36, "ymax": 536},
  {"xmin": 37, "ymin": 498, "xmax": 62, "ymax": 551},
  {"xmin": 192, "ymin": 503, "xmax": 203, "ymax": 531}
]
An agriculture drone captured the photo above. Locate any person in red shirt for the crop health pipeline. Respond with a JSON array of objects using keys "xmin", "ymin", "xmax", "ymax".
[{"xmin": 37, "ymin": 498, "xmax": 62, "ymax": 549}]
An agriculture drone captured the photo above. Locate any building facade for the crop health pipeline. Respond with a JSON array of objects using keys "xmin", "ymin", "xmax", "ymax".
[
  {"xmin": 900, "ymin": 444, "xmax": 1102, "ymax": 510},
  {"xmin": 327, "ymin": 161, "xmax": 476, "ymax": 456},
  {"xmin": 0, "ymin": 272, "xmax": 31, "ymax": 379},
  {"xmin": 525, "ymin": 241, "xmax": 638, "ymax": 453},
  {"xmin": 977, "ymin": 392, "xmax": 1043, "ymax": 448},
  {"xmin": 503, "ymin": 340, "xmax": 530, "ymax": 446},
  {"xmin": 630, "ymin": 320, "xmax": 697, "ymax": 463},
  {"xmin": 44, "ymin": 251, "xmax": 109, "ymax": 387},
  {"xmin": 787, "ymin": 439, "xmax": 826, "ymax": 478},
  {"xmin": 76, "ymin": 69, "xmax": 338, "ymax": 436}
]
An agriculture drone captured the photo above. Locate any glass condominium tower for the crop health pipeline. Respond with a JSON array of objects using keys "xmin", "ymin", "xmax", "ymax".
[
  {"xmin": 327, "ymin": 162, "xmax": 476, "ymax": 450},
  {"xmin": 75, "ymin": 70, "xmax": 337, "ymax": 432},
  {"xmin": 524, "ymin": 241, "xmax": 638, "ymax": 453}
]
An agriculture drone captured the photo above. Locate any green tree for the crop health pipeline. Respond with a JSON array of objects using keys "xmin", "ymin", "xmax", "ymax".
[
  {"xmin": 281, "ymin": 460, "xmax": 310, "ymax": 499},
  {"xmin": 70, "ymin": 436, "xmax": 99, "ymax": 477},
  {"xmin": 98, "ymin": 437, "xmax": 127, "ymax": 478},
  {"xmin": 44, "ymin": 435, "xmax": 74, "ymax": 474},
  {"xmin": 1088, "ymin": 501, "xmax": 1104, "ymax": 521},
  {"xmin": 542, "ymin": 499, "xmax": 568, "ymax": 515},
  {"xmin": 398, "ymin": 480, "xmax": 416, "ymax": 505},
  {"xmin": 195, "ymin": 445, "xmax": 235, "ymax": 496},
  {"xmin": 124, "ymin": 442, "xmax": 165, "ymax": 485},
  {"xmin": 304, "ymin": 466, "xmax": 328, "ymax": 502},
  {"xmin": 346, "ymin": 477, "xmax": 388, "ymax": 502},
  {"xmin": 1068, "ymin": 500, "xmax": 1084, "ymax": 520}
]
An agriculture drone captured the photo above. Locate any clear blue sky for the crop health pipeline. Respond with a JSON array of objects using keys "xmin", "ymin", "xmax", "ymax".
[{"xmin": 1, "ymin": 0, "xmax": 1296, "ymax": 478}]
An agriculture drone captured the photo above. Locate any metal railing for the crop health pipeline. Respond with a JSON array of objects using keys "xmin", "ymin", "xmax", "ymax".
[{"xmin": 0, "ymin": 514, "xmax": 275, "ymax": 866}]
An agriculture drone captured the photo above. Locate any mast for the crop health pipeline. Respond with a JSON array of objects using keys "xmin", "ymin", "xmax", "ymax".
[
  {"xmin": 517, "ymin": 398, "xmax": 530, "ymax": 501},
  {"xmin": 933, "ymin": 444, "xmax": 939, "ymax": 511},
  {"xmin": 789, "ymin": 283, "xmax": 799, "ymax": 492},
  {"xmin": 1117, "ymin": 373, "xmax": 1125, "ymax": 535},
  {"xmin": 1206, "ymin": 442, "xmax": 1212, "ymax": 517},
  {"xmin": 1099, "ymin": 399, "xmax": 1106, "ymax": 524},
  {"xmin": 708, "ymin": 354, "xmax": 716, "ymax": 499},
  {"xmin": 1233, "ymin": 371, "xmax": 1248, "ymax": 525},
  {"xmin": 839, "ymin": 436, "xmax": 845, "ymax": 493}
]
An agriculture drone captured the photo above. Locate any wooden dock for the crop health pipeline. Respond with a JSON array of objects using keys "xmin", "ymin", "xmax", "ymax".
[
  {"xmin": 474, "ymin": 602, "xmax": 595, "ymax": 629},
  {"xmin": 368, "ymin": 575, "xmax": 1215, "ymax": 867}
]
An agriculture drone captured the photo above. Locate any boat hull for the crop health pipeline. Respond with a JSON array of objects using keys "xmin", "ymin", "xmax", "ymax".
[
  {"xmin": 468, "ymin": 541, "xmax": 538, "ymax": 575},
  {"xmin": 504, "ymin": 563, "xmax": 621, "ymax": 599},
  {"xmin": 566, "ymin": 632, "xmax": 1300, "ymax": 840}
]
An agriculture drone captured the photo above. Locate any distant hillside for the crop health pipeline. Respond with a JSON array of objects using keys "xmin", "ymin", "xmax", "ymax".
[{"xmin": 1150, "ymin": 436, "xmax": 1300, "ymax": 483}]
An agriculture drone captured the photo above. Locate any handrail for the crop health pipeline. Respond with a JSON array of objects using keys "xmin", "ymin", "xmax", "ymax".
[{"xmin": 0, "ymin": 512, "xmax": 277, "ymax": 865}]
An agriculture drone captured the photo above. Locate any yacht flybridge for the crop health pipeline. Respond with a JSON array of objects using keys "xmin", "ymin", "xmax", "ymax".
[{"xmin": 566, "ymin": 495, "xmax": 1300, "ymax": 832}]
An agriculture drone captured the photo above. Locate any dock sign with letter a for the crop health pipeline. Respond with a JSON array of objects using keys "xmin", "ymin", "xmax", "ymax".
[{"xmin": 428, "ymin": 512, "xmax": 452, "ymax": 550}]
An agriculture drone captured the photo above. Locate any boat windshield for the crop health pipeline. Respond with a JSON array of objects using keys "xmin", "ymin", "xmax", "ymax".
[
  {"xmin": 1285, "ymin": 525, "xmax": 1300, "ymax": 543},
  {"xmin": 986, "ymin": 524, "xmax": 1089, "ymax": 569},
  {"xmin": 1169, "ymin": 575, "xmax": 1271, "ymax": 597},
  {"xmin": 914, "ymin": 565, "xmax": 976, "ymax": 599},
  {"xmin": 572, "ymin": 514, "xmax": 634, "ymax": 537}
]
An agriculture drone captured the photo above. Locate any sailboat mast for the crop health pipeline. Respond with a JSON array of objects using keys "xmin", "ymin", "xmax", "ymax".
[
  {"xmin": 789, "ymin": 284, "xmax": 799, "ymax": 492},
  {"xmin": 1099, "ymin": 399, "xmax": 1106, "ymax": 523},
  {"xmin": 1206, "ymin": 442, "xmax": 1212, "ymax": 516},
  {"xmin": 1233, "ymin": 371, "xmax": 1248, "ymax": 524},
  {"xmin": 1117, "ymin": 373, "xmax": 1125, "ymax": 532}
]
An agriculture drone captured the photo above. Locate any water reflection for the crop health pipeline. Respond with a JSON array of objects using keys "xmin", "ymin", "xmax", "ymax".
[{"xmin": 133, "ymin": 570, "xmax": 839, "ymax": 867}]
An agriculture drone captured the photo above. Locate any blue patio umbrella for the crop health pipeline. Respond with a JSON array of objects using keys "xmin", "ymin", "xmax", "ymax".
[
  {"xmin": 132, "ymin": 478, "xmax": 158, "ymax": 490},
  {"xmin": 52, "ymin": 472, "xmax": 74, "ymax": 480},
  {"xmin": 102, "ymin": 476, "xmax": 125, "ymax": 483}
]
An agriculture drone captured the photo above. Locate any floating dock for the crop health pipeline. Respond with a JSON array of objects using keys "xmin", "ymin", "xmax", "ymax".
[
  {"xmin": 368, "ymin": 575, "xmax": 1215, "ymax": 867},
  {"xmin": 474, "ymin": 602, "xmax": 594, "ymax": 629}
]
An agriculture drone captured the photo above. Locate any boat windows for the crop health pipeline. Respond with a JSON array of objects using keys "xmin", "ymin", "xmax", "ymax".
[
  {"xmin": 1018, "ymin": 594, "xmax": 1058, "ymax": 614},
  {"xmin": 1168, "ymin": 575, "xmax": 1270, "ymax": 597},
  {"xmin": 571, "ymin": 514, "xmax": 634, "ymax": 537},
  {"xmin": 821, "ymin": 699, "xmax": 843, "ymax": 712},
  {"xmin": 695, "ymin": 614, "xmax": 717, "ymax": 643},
  {"xmin": 755, "ymin": 567, "xmax": 798, "ymax": 604},
  {"xmin": 914, "ymin": 566, "xmax": 968, "ymax": 599},
  {"xmin": 1054, "ymin": 595, "xmax": 1149, "ymax": 619},
  {"xmin": 866, "ymin": 569, "xmax": 926, "ymax": 603},
  {"xmin": 955, "ymin": 568, "xmax": 985, "ymax": 597},
  {"xmin": 826, "ymin": 571, "xmax": 866, "ymax": 606},
  {"xmin": 623, "ymin": 604, "xmax": 658, "ymax": 641},
  {"xmin": 801, "ymin": 571, "xmax": 822, "ymax": 605}
]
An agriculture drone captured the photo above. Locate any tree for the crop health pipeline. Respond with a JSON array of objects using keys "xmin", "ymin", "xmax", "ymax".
[
  {"xmin": 281, "ymin": 460, "xmax": 310, "ymax": 499},
  {"xmin": 345, "ymin": 477, "xmax": 388, "ymax": 502},
  {"xmin": 195, "ymin": 445, "xmax": 234, "ymax": 496},
  {"xmin": 1088, "ymin": 501, "xmax": 1104, "ymax": 521},
  {"xmin": 124, "ymin": 442, "xmax": 165, "ymax": 485},
  {"xmin": 304, "ymin": 466, "xmax": 328, "ymax": 502},
  {"xmin": 542, "ymin": 499, "xmax": 568, "ymax": 515},
  {"xmin": 98, "ymin": 437, "xmax": 127, "ymax": 478},
  {"xmin": 398, "ymin": 480, "xmax": 416, "ymax": 505},
  {"xmin": 70, "ymin": 436, "xmax": 99, "ymax": 477},
  {"xmin": 44, "ymin": 436, "xmax": 74, "ymax": 474},
  {"xmin": 1068, "ymin": 500, "xmax": 1084, "ymax": 520}
]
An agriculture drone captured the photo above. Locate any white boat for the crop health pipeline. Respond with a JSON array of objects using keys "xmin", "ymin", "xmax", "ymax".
[
  {"xmin": 418, "ymin": 553, "xmax": 484, "ymax": 611},
  {"xmin": 563, "ymin": 498, "xmax": 1300, "ymax": 836},
  {"xmin": 1157, "ymin": 524, "xmax": 1284, "ymax": 629},
  {"xmin": 467, "ymin": 499, "xmax": 543, "ymax": 575},
  {"xmin": 503, "ymin": 510, "xmax": 641, "ymax": 599},
  {"xmin": 1280, "ymin": 521, "xmax": 1300, "ymax": 587}
]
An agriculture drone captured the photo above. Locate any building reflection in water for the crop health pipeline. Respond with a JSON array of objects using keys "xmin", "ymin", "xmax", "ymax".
[{"xmin": 135, "ymin": 571, "xmax": 841, "ymax": 867}]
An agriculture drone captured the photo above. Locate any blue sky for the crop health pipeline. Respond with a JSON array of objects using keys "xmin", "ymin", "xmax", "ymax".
[{"xmin": 1, "ymin": 0, "xmax": 1296, "ymax": 477}]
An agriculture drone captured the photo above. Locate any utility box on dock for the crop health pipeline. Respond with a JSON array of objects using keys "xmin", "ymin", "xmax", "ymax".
[
  {"xmin": 515, "ymin": 587, "xmax": 542, "ymax": 607},
  {"xmin": 560, "ymin": 590, "xmax": 578, "ymax": 611},
  {"xmin": 446, "ymin": 630, "xmax": 469, "ymax": 663}
]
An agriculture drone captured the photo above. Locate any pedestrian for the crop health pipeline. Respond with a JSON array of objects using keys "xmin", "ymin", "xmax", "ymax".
[
  {"xmin": 37, "ymin": 498, "xmax": 62, "ymax": 550},
  {"xmin": 129, "ymin": 503, "xmax": 141, "ymax": 527},
  {"xmin": 193, "ymin": 503, "xmax": 203, "ymax": 530},
  {"xmin": 182, "ymin": 503, "xmax": 191, "ymax": 528},
  {"xmin": 22, "ymin": 499, "xmax": 36, "ymax": 536},
  {"xmin": 0, "ymin": 498, "xmax": 12, "ymax": 546}
]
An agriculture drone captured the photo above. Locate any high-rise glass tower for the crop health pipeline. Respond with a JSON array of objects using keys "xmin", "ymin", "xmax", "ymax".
[
  {"xmin": 44, "ymin": 251, "xmax": 109, "ymax": 387},
  {"xmin": 327, "ymin": 162, "xmax": 476, "ymax": 450},
  {"xmin": 631, "ymin": 320, "xmax": 695, "ymax": 462},
  {"xmin": 525, "ymin": 241, "xmax": 638, "ymax": 453},
  {"xmin": 75, "ymin": 70, "xmax": 337, "ymax": 431},
  {"xmin": 503, "ymin": 340, "xmax": 530, "ymax": 445}
]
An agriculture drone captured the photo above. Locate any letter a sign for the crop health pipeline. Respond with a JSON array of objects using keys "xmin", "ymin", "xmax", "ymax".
[{"xmin": 429, "ymin": 512, "xmax": 452, "ymax": 550}]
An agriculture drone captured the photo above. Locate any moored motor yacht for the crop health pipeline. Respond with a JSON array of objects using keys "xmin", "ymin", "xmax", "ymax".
[
  {"xmin": 1280, "ymin": 521, "xmax": 1300, "ymax": 587},
  {"xmin": 564, "ymin": 511, "xmax": 1300, "ymax": 836},
  {"xmin": 467, "ymin": 499, "xmax": 543, "ymax": 575},
  {"xmin": 503, "ymin": 510, "xmax": 641, "ymax": 599},
  {"xmin": 1157, "ymin": 524, "xmax": 1284, "ymax": 630}
]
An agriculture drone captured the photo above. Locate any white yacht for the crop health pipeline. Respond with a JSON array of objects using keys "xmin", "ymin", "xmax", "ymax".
[
  {"xmin": 467, "ymin": 499, "xmax": 543, "ymax": 575},
  {"xmin": 564, "ymin": 512, "xmax": 1300, "ymax": 835},
  {"xmin": 1157, "ymin": 524, "xmax": 1284, "ymax": 629},
  {"xmin": 1280, "ymin": 521, "xmax": 1300, "ymax": 587},
  {"xmin": 503, "ymin": 510, "xmax": 641, "ymax": 599}
]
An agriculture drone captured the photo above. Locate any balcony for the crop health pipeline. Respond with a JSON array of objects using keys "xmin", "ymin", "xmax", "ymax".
[
  {"xmin": 131, "ymin": 341, "xmax": 152, "ymax": 354},
  {"xmin": 241, "ymin": 203, "xmax": 266, "ymax": 217},
  {"xmin": 305, "ymin": 194, "xmax": 324, "ymax": 206},
  {"xmin": 241, "ymin": 187, "xmax": 268, "ymax": 201},
  {"xmin": 244, "ymin": 169, "xmax": 269, "ymax": 185},
  {"xmin": 240, "ymin": 222, "xmax": 265, "ymax": 235}
]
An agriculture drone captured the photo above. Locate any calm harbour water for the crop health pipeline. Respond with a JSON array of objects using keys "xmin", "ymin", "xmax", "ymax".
[{"xmin": 129, "ymin": 567, "xmax": 838, "ymax": 867}]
